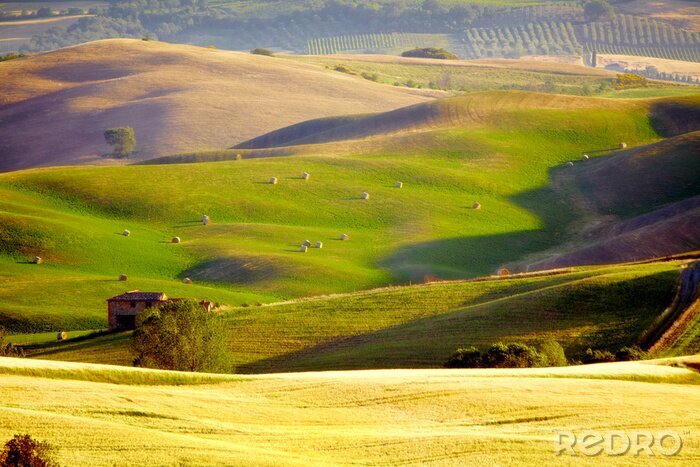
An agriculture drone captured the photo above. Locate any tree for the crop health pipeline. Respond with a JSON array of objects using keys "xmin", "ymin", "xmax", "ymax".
[
  {"xmin": 583, "ymin": 0, "xmax": 613, "ymax": 23},
  {"xmin": 537, "ymin": 339, "xmax": 567, "ymax": 367},
  {"xmin": 104, "ymin": 127, "xmax": 135, "ymax": 158},
  {"xmin": 132, "ymin": 300, "xmax": 231, "ymax": 373},
  {"xmin": 483, "ymin": 342, "xmax": 542, "ymax": 368},
  {"xmin": 0, "ymin": 434, "xmax": 56, "ymax": 467},
  {"xmin": 444, "ymin": 346, "xmax": 482, "ymax": 368},
  {"xmin": 36, "ymin": 7, "xmax": 53, "ymax": 18}
]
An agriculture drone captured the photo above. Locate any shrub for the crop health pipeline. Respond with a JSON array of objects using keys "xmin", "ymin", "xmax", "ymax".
[
  {"xmin": 444, "ymin": 346, "xmax": 482, "ymax": 368},
  {"xmin": 615, "ymin": 73, "xmax": 647, "ymax": 89},
  {"xmin": 583, "ymin": 0, "xmax": 614, "ymax": 22},
  {"xmin": 401, "ymin": 47, "xmax": 457, "ymax": 60},
  {"xmin": 132, "ymin": 300, "xmax": 232, "ymax": 373},
  {"xmin": 0, "ymin": 327, "xmax": 25, "ymax": 358},
  {"xmin": 536, "ymin": 338, "xmax": 568, "ymax": 367},
  {"xmin": 361, "ymin": 72, "xmax": 379, "ymax": 82},
  {"xmin": 250, "ymin": 48, "xmax": 273, "ymax": 56},
  {"xmin": 332, "ymin": 64, "xmax": 355, "ymax": 74},
  {"xmin": 445, "ymin": 340, "xmax": 568, "ymax": 369},
  {"xmin": 582, "ymin": 348, "xmax": 616, "ymax": 364},
  {"xmin": 483, "ymin": 342, "xmax": 542, "ymax": 368},
  {"xmin": 104, "ymin": 127, "xmax": 135, "ymax": 158},
  {"xmin": 0, "ymin": 434, "xmax": 56, "ymax": 467},
  {"xmin": 615, "ymin": 345, "xmax": 649, "ymax": 361}
]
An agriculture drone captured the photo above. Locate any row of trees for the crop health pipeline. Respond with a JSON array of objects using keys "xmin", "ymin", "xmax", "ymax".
[
  {"xmin": 445, "ymin": 340, "xmax": 568, "ymax": 369},
  {"xmin": 444, "ymin": 340, "xmax": 650, "ymax": 369}
]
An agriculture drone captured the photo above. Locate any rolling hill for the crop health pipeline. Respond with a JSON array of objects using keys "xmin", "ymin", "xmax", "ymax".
[
  {"xmin": 20, "ymin": 260, "xmax": 689, "ymax": 371},
  {"xmin": 0, "ymin": 39, "xmax": 432, "ymax": 172},
  {"xmin": 1, "ymin": 356, "xmax": 699, "ymax": 465},
  {"xmin": 1, "ymin": 90, "xmax": 699, "ymax": 339}
]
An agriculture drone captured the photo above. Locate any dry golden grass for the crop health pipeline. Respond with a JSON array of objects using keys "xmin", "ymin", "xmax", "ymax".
[
  {"xmin": 0, "ymin": 356, "xmax": 699, "ymax": 465},
  {"xmin": 0, "ymin": 39, "xmax": 431, "ymax": 171}
]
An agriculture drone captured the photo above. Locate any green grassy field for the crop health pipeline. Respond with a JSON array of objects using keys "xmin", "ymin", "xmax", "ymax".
[
  {"xmin": 1, "ymin": 91, "xmax": 698, "ymax": 337},
  {"xmin": 291, "ymin": 54, "xmax": 699, "ymax": 97},
  {"xmin": 1, "ymin": 355, "xmax": 699, "ymax": 465},
  {"xmin": 23, "ymin": 261, "xmax": 686, "ymax": 372}
]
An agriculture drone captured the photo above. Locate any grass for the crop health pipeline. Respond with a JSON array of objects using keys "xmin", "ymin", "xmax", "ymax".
[
  {"xmin": 291, "ymin": 54, "xmax": 700, "ymax": 97},
  {"xmin": 0, "ymin": 38, "xmax": 429, "ymax": 172},
  {"xmin": 26, "ymin": 262, "xmax": 684, "ymax": 372},
  {"xmin": 0, "ymin": 355, "xmax": 699, "ymax": 465},
  {"xmin": 293, "ymin": 54, "xmax": 613, "ymax": 94},
  {"xmin": 0, "ymin": 91, "xmax": 697, "ymax": 336}
]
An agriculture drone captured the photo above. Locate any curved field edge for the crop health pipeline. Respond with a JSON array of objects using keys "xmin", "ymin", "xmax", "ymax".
[
  {"xmin": 1, "ymin": 355, "xmax": 699, "ymax": 386},
  {"xmin": 22, "ymin": 261, "xmax": 688, "ymax": 372}
]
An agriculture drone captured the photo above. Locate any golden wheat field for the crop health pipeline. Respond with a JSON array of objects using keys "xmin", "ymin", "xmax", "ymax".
[{"xmin": 1, "ymin": 356, "xmax": 699, "ymax": 465}]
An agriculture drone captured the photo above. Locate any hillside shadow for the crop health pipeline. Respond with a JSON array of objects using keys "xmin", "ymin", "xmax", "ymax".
[
  {"xmin": 235, "ymin": 270, "xmax": 669, "ymax": 374},
  {"xmin": 650, "ymin": 100, "xmax": 700, "ymax": 137},
  {"xmin": 37, "ymin": 62, "xmax": 133, "ymax": 83},
  {"xmin": 379, "ymin": 177, "xmax": 577, "ymax": 280}
]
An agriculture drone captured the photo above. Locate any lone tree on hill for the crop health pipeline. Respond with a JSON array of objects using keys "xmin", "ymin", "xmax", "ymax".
[
  {"xmin": 104, "ymin": 127, "xmax": 135, "ymax": 158},
  {"xmin": 583, "ymin": 0, "xmax": 614, "ymax": 22},
  {"xmin": 132, "ymin": 300, "xmax": 231, "ymax": 373}
]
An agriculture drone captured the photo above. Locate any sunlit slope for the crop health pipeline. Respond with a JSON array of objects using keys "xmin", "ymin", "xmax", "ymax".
[
  {"xmin": 1, "ymin": 356, "xmax": 699, "ymax": 466},
  {"xmin": 27, "ymin": 262, "xmax": 682, "ymax": 372},
  {"xmin": 0, "ymin": 91, "xmax": 698, "ymax": 334},
  {"xmin": 0, "ymin": 39, "xmax": 430, "ymax": 172},
  {"xmin": 237, "ymin": 91, "xmax": 700, "ymax": 149}
]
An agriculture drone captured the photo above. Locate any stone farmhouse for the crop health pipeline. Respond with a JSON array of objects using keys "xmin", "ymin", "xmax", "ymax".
[{"xmin": 107, "ymin": 290, "xmax": 213, "ymax": 331}]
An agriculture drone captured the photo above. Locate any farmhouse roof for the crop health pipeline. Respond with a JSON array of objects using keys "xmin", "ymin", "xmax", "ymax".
[{"xmin": 107, "ymin": 291, "xmax": 167, "ymax": 302}]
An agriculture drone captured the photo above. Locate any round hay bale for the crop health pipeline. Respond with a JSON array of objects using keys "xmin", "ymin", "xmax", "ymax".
[
  {"xmin": 395, "ymin": 181, "xmax": 403, "ymax": 188},
  {"xmin": 202, "ymin": 215, "xmax": 211, "ymax": 225},
  {"xmin": 302, "ymin": 172, "xmax": 310, "ymax": 180},
  {"xmin": 581, "ymin": 154, "xmax": 589, "ymax": 161},
  {"xmin": 172, "ymin": 237, "xmax": 181, "ymax": 244},
  {"xmin": 302, "ymin": 240, "xmax": 312, "ymax": 247},
  {"xmin": 57, "ymin": 331, "xmax": 67, "ymax": 341},
  {"xmin": 270, "ymin": 177, "xmax": 278, "ymax": 185},
  {"xmin": 497, "ymin": 267, "xmax": 510, "ymax": 277},
  {"xmin": 300, "ymin": 245, "xmax": 308, "ymax": 253},
  {"xmin": 123, "ymin": 229, "xmax": 131, "ymax": 237},
  {"xmin": 340, "ymin": 233, "xmax": 350, "ymax": 241},
  {"xmin": 33, "ymin": 256, "xmax": 43, "ymax": 264},
  {"xmin": 566, "ymin": 161, "xmax": 574, "ymax": 168},
  {"xmin": 619, "ymin": 142, "xmax": 627, "ymax": 149},
  {"xmin": 183, "ymin": 277, "xmax": 193, "ymax": 284},
  {"xmin": 361, "ymin": 192, "xmax": 370, "ymax": 200},
  {"xmin": 119, "ymin": 274, "xmax": 128, "ymax": 281},
  {"xmin": 315, "ymin": 241, "xmax": 323, "ymax": 249},
  {"xmin": 472, "ymin": 202, "xmax": 481, "ymax": 210}
]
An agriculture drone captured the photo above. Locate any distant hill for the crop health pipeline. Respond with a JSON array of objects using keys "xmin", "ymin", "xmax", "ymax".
[
  {"xmin": 0, "ymin": 39, "xmax": 431, "ymax": 172},
  {"xmin": 237, "ymin": 92, "xmax": 700, "ymax": 149}
]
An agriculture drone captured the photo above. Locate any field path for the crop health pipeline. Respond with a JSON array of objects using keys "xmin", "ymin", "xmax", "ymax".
[{"xmin": 647, "ymin": 261, "xmax": 700, "ymax": 353}]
